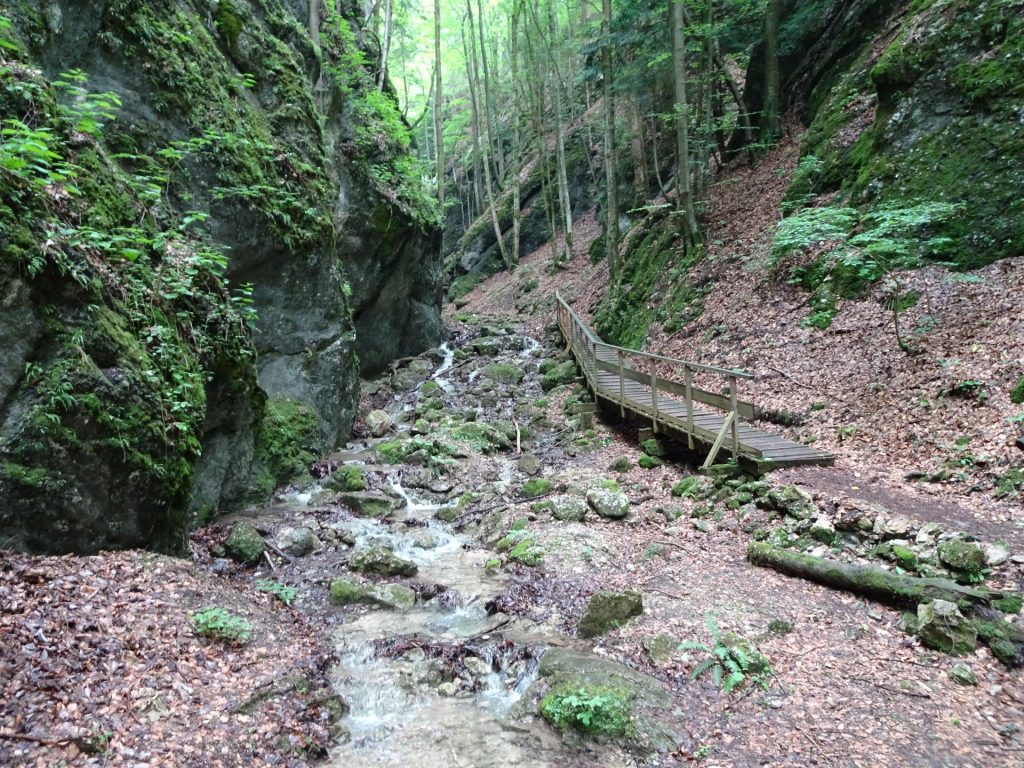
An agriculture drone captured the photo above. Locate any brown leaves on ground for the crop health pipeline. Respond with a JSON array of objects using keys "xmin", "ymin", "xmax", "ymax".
[{"xmin": 0, "ymin": 549, "xmax": 337, "ymax": 767}]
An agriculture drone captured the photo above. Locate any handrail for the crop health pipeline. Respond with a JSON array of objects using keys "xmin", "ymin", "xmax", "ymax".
[{"xmin": 554, "ymin": 291, "xmax": 754, "ymax": 380}]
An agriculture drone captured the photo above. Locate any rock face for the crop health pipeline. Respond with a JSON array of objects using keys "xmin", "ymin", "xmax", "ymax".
[{"xmin": 0, "ymin": 0, "xmax": 441, "ymax": 553}]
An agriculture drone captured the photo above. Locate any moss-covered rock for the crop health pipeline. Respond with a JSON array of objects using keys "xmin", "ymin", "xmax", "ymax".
[
  {"xmin": 348, "ymin": 546, "xmax": 418, "ymax": 577},
  {"xmin": 578, "ymin": 590, "xmax": 643, "ymax": 638},
  {"xmin": 916, "ymin": 600, "xmax": 977, "ymax": 656},
  {"xmin": 521, "ymin": 478, "xmax": 553, "ymax": 498},
  {"xmin": 225, "ymin": 522, "xmax": 266, "ymax": 564},
  {"xmin": 938, "ymin": 539, "xmax": 986, "ymax": 578},
  {"xmin": 586, "ymin": 486, "xmax": 630, "ymax": 520},
  {"xmin": 540, "ymin": 360, "xmax": 578, "ymax": 392}
]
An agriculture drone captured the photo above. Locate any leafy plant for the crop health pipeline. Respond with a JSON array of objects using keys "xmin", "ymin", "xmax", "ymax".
[
  {"xmin": 255, "ymin": 579, "xmax": 297, "ymax": 606},
  {"xmin": 679, "ymin": 613, "xmax": 771, "ymax": 693},
  {"xmin": 540, "ymin": 685, "xmax": 631, "ymax": 735},
  {"xmin": 190, "ymin": 607, "xmax": 251, "ymax": 643}
]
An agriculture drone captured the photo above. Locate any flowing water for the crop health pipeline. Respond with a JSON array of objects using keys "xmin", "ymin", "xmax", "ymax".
[{"xmin": 270, "ymin": 337, "xmax": 634, "ymax": 767}]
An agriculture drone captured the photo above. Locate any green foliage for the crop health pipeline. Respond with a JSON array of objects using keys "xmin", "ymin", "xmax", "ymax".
[
  {"xmin": 671, "ymin": 476, "xmax": 706, "ymax": 499},
  {"xmin": 1011, "ymin": 375, "xmax": 1024, "ymax": 405},
  {"xmin": 253, "ymin": 399, "xmax": 320, "ymax": 497},
  {"xmin": 335, "ymin": 465, "xmax": 366, "ymax": 492},
  {"xmin": 679, "ymin": 614, "xmax": 771, "ymax": 693},
  {"xmin": 255, "ymin": 579, "xmax": 297, "ymax": 606},
  {"xmin": 191, "ymin": 607, "xmax": 251, "ymax": 643},
  {"xmin": 540, "ymin": 685, "xmax": 631, "ymax": 736},
  {"xmin": 521, "ymin": 478, "xmax": 553, "ymax": 497}
]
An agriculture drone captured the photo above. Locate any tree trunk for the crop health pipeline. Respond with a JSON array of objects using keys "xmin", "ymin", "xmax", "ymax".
[
  {"xmin": 476, "ymin": 0, "xmax": 503, "ymax": 181},
  {"xmin": 510, "ymin": 2, "xmax": 525, "ymax": 264},
  {"xmin": 671, "ymin": 0, "xmax": 699, "ymax": 244},
  {"xmin": 462, "ymin": 21, "xmax": 485, "ymax": 216},
  {"xmin": 377, "ymin": 0, "xmax": 392, "ymax": 90},
  {"xmin": 434, "ymin": 0, "xmax": 445, "ymax": 208},
  {"xmin": 628, "ymin": 96, "xmax": 648, "ymax": 200},
  {"xmin": 762, "ymin": 0, "xmax": 782, "ymax": 143},
  {"xmin": 601, "ymin": 0, "xmax": 619, "ymax": 277}
]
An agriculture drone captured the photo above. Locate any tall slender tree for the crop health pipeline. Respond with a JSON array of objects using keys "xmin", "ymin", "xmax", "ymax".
[
  {"xmin": 601, "ymin": 0, "xmax": 619, "ymax": 276},
  {"xmin": 672, "ymin": 0, "xmax": 699, "ymax": 244}
]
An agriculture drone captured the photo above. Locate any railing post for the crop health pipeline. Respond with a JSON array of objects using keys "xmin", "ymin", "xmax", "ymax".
[
  {"xmin": 617, "ymin": 350, "xmax": 625, "ymax": 418},
  {"xmin": 651, "ymin": 370, "xmax": 659, "ymax": 433},
  {"xmin": 684, "ymin": 364, "xmax": 694, "ymax": 450},
  {"xmin": 729, "ymin": 375, "xmax": 739, "ymax": 459}
]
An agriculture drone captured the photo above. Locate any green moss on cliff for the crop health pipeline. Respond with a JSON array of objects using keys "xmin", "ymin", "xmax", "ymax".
[
  {"xmin": 793, "ymin": 0, "xmax": 1024, "ymax": 271},
  {"xmin": 252, "ymin": 398, "xmax": 321, "ymax": 497}
]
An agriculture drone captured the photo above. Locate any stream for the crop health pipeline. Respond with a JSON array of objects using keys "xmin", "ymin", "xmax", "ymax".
[{"xmin": 257, "ymin": 331, "xmax": 637, "ymax": 767}]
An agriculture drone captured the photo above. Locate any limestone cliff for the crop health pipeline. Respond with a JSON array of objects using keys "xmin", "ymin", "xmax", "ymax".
[{"xmin": 0, "ymin": 0, "xmax": 442, "ymax": 553}]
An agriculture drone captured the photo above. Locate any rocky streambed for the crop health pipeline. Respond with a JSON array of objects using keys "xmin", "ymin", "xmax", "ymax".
[{"xmin": 208, "ymin": 316, "xmax": 686, "ymax": 766}]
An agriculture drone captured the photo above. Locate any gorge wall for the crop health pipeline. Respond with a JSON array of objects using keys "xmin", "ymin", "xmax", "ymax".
[{"xmin": 0, "ymin": 0, "xmax": 442, "ymax": 554}]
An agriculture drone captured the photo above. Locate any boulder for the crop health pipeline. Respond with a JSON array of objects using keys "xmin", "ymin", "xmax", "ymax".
[
  {"xmin": 916, "ymin": 600, "xmax": 977, "ymax": 655},
  {"xmin": 275, "ymin": 526, "xmax": 321, "ymax": 557},
  {"xmin": 517, "ymin": 453, "xmax": 542, "ymax": 477},
  {"xmin": 551, "ymin": 495, "xmax": 588, "ymax": 522},
  {"xmin": 766, "ymin": 485, "xmax": 816, "ymax": 519},
  {"xmin": 874, "ymin": 515, "xmax": 914, "ymax": 539},
  {"xmin": 578, "ymin": 590, "xmax": 643, "ymax": 638},
  {"xmin": 225, "ymin": 523, "xmax": 265, "ymax": 564},
  {"xmin": 365, "ymin": 409, "xmax": 393, "ymax": 437},
  {"xmin": 938, "ymin": 539, "xmax": 986, "ymax": 577},
  {"xmin": 950, "ymin": 663, "xmax": 977, "ymax": 686},
  {"xmin": 809, "ymin": 515, "xmax": 836, "ymax": 545},
  {"xmin": 607, "ymin": 456, "xmax": 633, "ymax": 473},
  {"xmin": 642, "ymin": 634, "xmax": 678, "ymax": 666},
  {"xmin": 336, "ymin": 491, "xmax": 401, "ymax": 518},
  {"xmin": 348, "ymin": 546, "xmax": 419, "ymax": 577},
  {"xmin": 983, "ymin": 542, "xmax": 1011, "ymax": 567},
  {"xmin": 367, "ymin": 583, "xmax": 417, "ymax": 610},
  {"xmin": 586, "ymin": 487, "xmax": 630, "ymax": 520}
]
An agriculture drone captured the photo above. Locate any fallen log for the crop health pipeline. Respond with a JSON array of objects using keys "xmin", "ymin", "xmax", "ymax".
[
  {"xmin": 747, "ymin": 542, "xmax": 1024, "ymax": 666},
  {"xmin": 747, "ymin": 542, "xmax": 1017, "ymax": 610}
]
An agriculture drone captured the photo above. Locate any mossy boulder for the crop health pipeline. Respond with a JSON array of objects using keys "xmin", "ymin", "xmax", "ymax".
[
  {"xmin": 550, "ymin": 494, "xmax": 589, "ymax": 522},
  {"xmin": 348, "ymin": 546, "xmax": 418, "ymax": 577},
  {"xmin": 938, "ymin": 539, "xmax": 986, "ymax": 578},
  {"xmin": 916, "ymin": 600, "xmax": 977, "ymax": 656},
  {"xmin": 765, "ymin": 485, "xmax": 817, "ymax": 519},
  {"xmin": 671, "ymin": 476, "xmax": 705, "ymax": 499},
  {"xmin": 325, "ymin": 465, "xmax": 367, "ymax": 492},
  {"xmin": 578, "ymin": 590, "xmax": 643, "ymax": 637},
  {"xmin": 540, "ymin": 360, "xmax": 578, "ymax": 392},
  {"xmin": 586, "ymin": 486, "xmax": 630, "ymax": 520},
  {"xmin": 639, "ymin": 439, "xmax": 666, "ymax": 457},
  {"xmin": 608, "ymin": 456, "xmax": 633, "ymax": 473},
  {"xmin": 1012, "ymin": 375, "xmax": 1024, "ymax": 405},
  {"xmin": 638, "ymin": 454, "xmax": 663, "ymax": 469},
  {"xmin": 335, "ymin": 491, "xmax": 397, "ymax": 518},
  {"xmin": 481, "ymin": 363, "xmax": 525, "ymax": 385},
  {"xmin": 521, "ymin": 478, "xmax": 553, "ymax": 498},
  {"xmin": 225, "ymin": 523, "xmax": 266, "ymax": 564}
]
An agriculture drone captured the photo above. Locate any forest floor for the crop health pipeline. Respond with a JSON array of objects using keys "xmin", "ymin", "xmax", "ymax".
[{"xmin": 451, "ymin": 126, "xmax": 1024, "ymax": 765}]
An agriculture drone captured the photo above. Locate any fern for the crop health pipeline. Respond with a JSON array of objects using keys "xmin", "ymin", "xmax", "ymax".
[{"xmin": 680, "ymin": 613, "xmax": 772, "ymax": 693}]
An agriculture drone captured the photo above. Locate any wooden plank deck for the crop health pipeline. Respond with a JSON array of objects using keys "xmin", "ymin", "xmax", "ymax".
[{"xmin": 556, "ymin": 293, "xmax": 834, "ymax": 472}]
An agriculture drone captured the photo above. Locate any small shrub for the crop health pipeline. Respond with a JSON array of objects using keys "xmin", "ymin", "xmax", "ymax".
[
  {"xmin": 191, "ymin": 607, "xmax": 251, "ymax": 643},
  {"xmin": 255, "ymin": 579, "xmax": 297, "ymax": 606},
  {"xmin": 1010, "ymin": 375, "xmax": 1024, "ymax": 405},
  {"xmin": 671, "ymin": 476, "xmax": 705, "ymax": 499},
  {"xmin": 540, "ymin": 685, "xmax": 631, "ymax": 735},
  {"xmin": 679, "ymin": 613, "xmax": 771, "ymax": 693}
]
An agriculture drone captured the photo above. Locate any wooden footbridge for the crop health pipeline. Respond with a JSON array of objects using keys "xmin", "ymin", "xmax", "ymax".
[{"xmin": 555, "ymin": 292, "xmax": 834, "ymax": 473}]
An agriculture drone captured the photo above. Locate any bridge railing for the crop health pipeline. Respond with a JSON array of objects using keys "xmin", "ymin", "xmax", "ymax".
[{"xmin": 555, "ymin": 291, "xmax": 755, "ymax": 464}]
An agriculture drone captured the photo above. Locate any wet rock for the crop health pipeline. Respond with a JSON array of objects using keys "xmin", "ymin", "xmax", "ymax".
[
  {"xmin": 917, "ymin": 600, "xmax": 977, "ymax": 655},
  {"xmin": 517, "ymin": 453, "xmax": 542, "ymax": 477},
  {"xmin": 586, "ymin": 486, "xmax": 629, "ymax": 520},
  {"xmin": 329, "ymin": 578, "xmax": 368, "ymax": 605},
  {"xmin": 348, "ymin": 546, "xmax": 419, "ymax": 577},
  {"xmin": 950, "ymin": 663, "xmax": 977, "ymax": 686},
  {"xmin": 938, "ymin": 539, "xmax": 986, "ymax": 577},
  {"xmin": 983, "ymin": 542, "xmax": 1011, "ymax": 567},
  {"xmin": 472, "ymin": 337, "xmax": 502, "ymax": 356},
  {"xmin": 525, "ymin": 647, "xmax": 682, "ymax": 755},
  {"xmin": 437, "ymin": 681, "xmax": 459, "ymax": 697},
  {"xmin": 578, "ymin": 590, "xmax": 643, "ymax": 638},
  {"xmin": 642, "ymin": 634, "xmax": 678, "ymax": 666},
  {"xmin": 336, "ymin": 491, "xmax": 400, "ymax": 518},
  {"xmin": 391, "ymin": 369, "xmax": 423, "ymax": 392},
  {"xmin": 412, "ymin": 531, "xmax": 441, "ymax": 549},
  {"xmin": 402, "ymin": 468, "xmax": 434, "ymax": 489},
  {"xmin": 463, "ymin": 656, "xmax": 492, "ymax": 677},
  {"xmin": 275, "ymin": 526, "xmax": 321, "ymax": 557},
  {"xmin": 225, "ymin": 523, "xmax": 265, "ymax": 564},
  {"xmin": 368, "ymin": 583, "xmax": 417, "ymax": 610},
  {"xmin": 550, "ymin": 494, "xmax": 588, "ymax": 522},
  {"xmin": 365, "ymin": 409, "xmax": 393, "ymax": 437}
]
